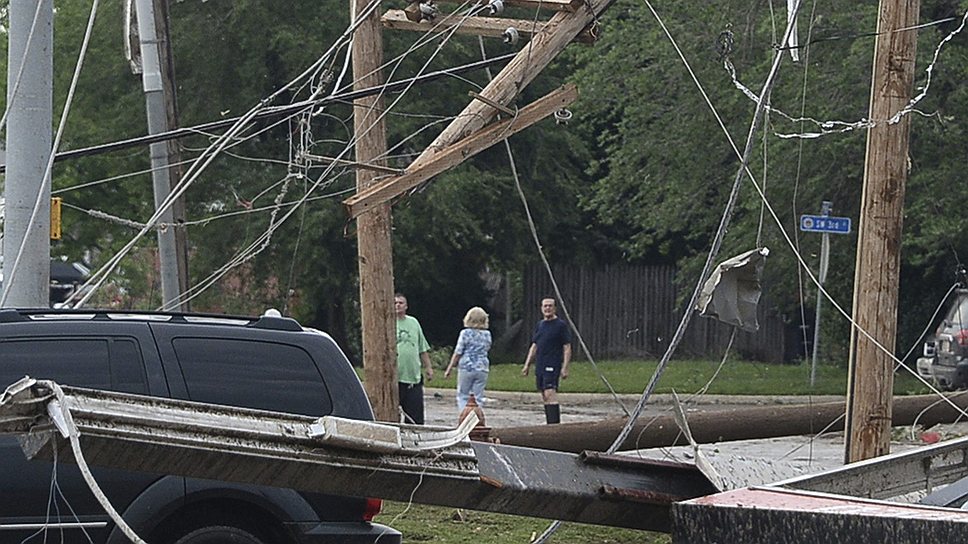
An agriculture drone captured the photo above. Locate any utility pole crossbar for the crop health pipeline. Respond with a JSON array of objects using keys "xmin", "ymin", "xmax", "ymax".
[
  {"xmin": 344, "ymin": 84, "xmax": 578, "ymax": 219},
  {"xmin": 403, "ymin": 0, "xmax": 611, "ymax": 178},
  {"xmin": 0, "ymin": 380, "xmax": 718, "ymax": 532},
  {"xmin": 436, "ymin": 0, "xmax": 583, "ymax": 12},
  {"xmin": 381, "ymin": 10, "xmax": 598, "ymax": 44}
]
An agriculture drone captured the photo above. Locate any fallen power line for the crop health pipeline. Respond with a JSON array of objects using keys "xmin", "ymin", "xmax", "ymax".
[{"xmin": 0, "ymin": 54, "xmax": 516, "ymax": 173}]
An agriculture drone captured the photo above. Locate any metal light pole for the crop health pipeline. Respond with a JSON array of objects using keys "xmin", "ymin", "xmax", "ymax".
[
  {"xmin": 810, "ymin": 201, "xmax": 833, "ymax": 386},
  {"xmin": 134, "ymin": 0, "xmax": 182, "ymax": 311},
  {"xmin": 3, "ymin": 0, "xmax": 53, "ymax": 308}
]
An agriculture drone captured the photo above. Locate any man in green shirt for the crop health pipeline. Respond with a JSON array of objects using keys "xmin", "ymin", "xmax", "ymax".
[{"xmin": 395, "ymin": 293, "xmax": 434, "ymax": 424}]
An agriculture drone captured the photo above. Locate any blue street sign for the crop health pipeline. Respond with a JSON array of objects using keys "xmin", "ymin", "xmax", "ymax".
[{"xmin": 800, "ymin": 214, "xmax": 851, "ymax": 234}]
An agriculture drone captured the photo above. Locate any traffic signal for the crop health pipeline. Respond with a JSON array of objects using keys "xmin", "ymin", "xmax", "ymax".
[{"xmin": 50, "ymin": 197, "xmax": 61, "ymax": 240}]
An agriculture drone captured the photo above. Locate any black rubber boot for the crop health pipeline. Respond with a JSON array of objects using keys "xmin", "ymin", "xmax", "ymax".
[{"xmin": 544, "ymin": 403, "xmax": 561, "ymax": 424}]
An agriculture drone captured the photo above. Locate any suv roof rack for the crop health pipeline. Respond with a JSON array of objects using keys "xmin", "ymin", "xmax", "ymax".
[{"xmin": 3, "ymin": 308, "xmax": 303, "ymax": 331}]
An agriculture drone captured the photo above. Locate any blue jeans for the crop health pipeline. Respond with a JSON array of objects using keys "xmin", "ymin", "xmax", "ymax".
[{"xmin": 457, "ymin": 369, "xmax": 488, "ymax": 411}]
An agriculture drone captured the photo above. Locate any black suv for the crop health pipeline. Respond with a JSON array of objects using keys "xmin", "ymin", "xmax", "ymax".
[{"xmin": 0, "ymin": 309, "xmax": 401, "ymax": 544}]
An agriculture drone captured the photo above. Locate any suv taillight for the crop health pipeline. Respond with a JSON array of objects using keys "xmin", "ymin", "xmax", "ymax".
[
  {"xmin": 957, "ymin": 329, "xmax": 968, "ymax": 347},
  {"xmin": 363, "ymin": 497, "xmax": 383, "ymax": 521}
]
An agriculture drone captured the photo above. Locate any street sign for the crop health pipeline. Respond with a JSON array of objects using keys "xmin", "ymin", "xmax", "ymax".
[{"xmin": 800, "ymin": 214, "xmax": 851, "ymax": 234}]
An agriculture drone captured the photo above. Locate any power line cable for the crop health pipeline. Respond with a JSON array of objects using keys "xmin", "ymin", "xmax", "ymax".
[
  {"xmin": 64, "ymin": 0, "xmax": 397, "ymax": 307},
  {"xmin": 158, "ymin": 3, "xmax": 494, "ymax": 309},
  {"xmin": 726, "ymin": 10, "xmax": 968, "ymax": 139},
  {"xmin": 602, "ymin": 0, "xmax": 805, "ymax": 459},
  {"xmin": 637, "ymin": 0, "xmax": 964, "ymax": 417},
  {"xmin": 0, "ymin": 54, "xmax": 516, "ymax": 171},
  {"xmin": 476, "ymin": 36, "xmax": 630, "ymax": 416}
]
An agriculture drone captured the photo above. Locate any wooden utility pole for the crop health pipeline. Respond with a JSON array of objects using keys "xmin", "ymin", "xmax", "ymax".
[
  {"xmin": 352, "ymin": 0, "xmax": 398, "ymax": 421},
  {"xmin": 845, "ymin": 0, "xmax": 920, "ymax": 463},
  {"xmin": 343, "ymin": 0, "xmax": 606, "ymax": 419}
]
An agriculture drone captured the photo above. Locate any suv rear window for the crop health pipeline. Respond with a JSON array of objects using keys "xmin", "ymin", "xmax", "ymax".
[
  {"xmin": 0, "ymin": 338, "xmax": 148, "ymax": 394},
  {"xmin": 947, "ymin": 296, "xmax": 968, "ymax": 328},
  {"xmin": 172, "ymin": 338, "xmax": 333, "ymax": 416}
]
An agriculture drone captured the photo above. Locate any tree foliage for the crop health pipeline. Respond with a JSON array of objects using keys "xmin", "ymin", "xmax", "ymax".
[
  {"xmin": 3, "ymin": 0, "xmax": 968, "ymax": 362},
  {"xmin": 565, "ymin": 0, "xmax": 968, "ymax": 360}
]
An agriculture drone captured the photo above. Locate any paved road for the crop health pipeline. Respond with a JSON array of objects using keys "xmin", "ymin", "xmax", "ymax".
[{"xmin": 423, "ymin": 387, "xmax": 845, "ymax": 428}]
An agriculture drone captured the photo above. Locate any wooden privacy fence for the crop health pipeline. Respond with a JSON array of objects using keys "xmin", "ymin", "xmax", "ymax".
[{"xmin": 523, "ymin": 264, "xmax": 790, "ymax": 363}]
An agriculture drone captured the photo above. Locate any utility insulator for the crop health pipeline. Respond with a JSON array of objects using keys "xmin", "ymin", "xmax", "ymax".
[{"xmin": 50, "ymin": 197, "xmax": 62, "ymax": 240}]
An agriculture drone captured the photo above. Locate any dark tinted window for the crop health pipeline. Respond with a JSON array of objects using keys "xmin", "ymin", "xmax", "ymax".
[
  {"xmin": 948, "ymin": 296, "xmax": 968, "ymax": 328},
  {"xmin": 0, "ymin": 338, "xmax": 147, "ymax": 394},
  {"xmin": 109, "ymin": 339, "xmax": 149, "ymax": 394},
  {"xmin": 172, "ymin": 338, "xmax": 333, "ymax": 416}
]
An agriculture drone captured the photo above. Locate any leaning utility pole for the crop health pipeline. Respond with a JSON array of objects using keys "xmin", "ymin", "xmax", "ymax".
[
  {"xmin": 134, "ymin": 0, "xmax": 183, "ymax": 311},
  {"xmin": 351, "ymin": 0, "xmax": 398, "ymax": 421},
  {"xmin": 3, "ymin": 0, "xmax": 53, "ymax": 308},
  {"xmin": 845, "ymin": 0, "xmax": 920, "ymax": 463}
]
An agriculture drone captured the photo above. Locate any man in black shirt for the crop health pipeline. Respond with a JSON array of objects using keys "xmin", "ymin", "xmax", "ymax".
[{"xmin": 521, "ymin": 297, "xmax": 572, "ymax": 424}]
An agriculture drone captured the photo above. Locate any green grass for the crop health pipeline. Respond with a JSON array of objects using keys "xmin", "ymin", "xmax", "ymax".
[
  {"xmin": 406, "ymin": 359, "xmax": 930, "ymax": 396},
  {"xmin": 374, "ymin": 501, "xmax": 668, "ymax": 544}
]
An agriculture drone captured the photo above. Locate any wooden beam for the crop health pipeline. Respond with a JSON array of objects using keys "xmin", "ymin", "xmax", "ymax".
[
  {"xmin": 380, "ymin": 10, "xmax": 597, "ymax": 44},
  {"xmin": 351, "ymin": 0, "xmax": 398, "ymax": 422},
  {"xmin": 435, "ymin": 0, "xmax": 583, "ymax": 12},
  {"xmin": 344, "ymin": 84, "xmax": 578, "ymax": 219},
  {"xmin": 845, "ymin": 0, "xmax": 920, "ymax": 463},
  {"xmin": 405, "ymin": 0, "xmax": 611, "ymax": 174}
]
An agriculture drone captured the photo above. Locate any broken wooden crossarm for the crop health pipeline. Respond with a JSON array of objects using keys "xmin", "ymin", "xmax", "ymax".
[
  {"xmin": 343, "ymin": 84, "xmax": 578, "ymax": 219},
  {"xmin": 0, "ymin": 379, "xmax": 718, "ymax": 532},
  {"xmin": 381, "ymin": 10, "xmax": 598, "ymax": 44},
  {"xmin": 405, "ymin": 0, "xmax": 612, "ymax": 174}
]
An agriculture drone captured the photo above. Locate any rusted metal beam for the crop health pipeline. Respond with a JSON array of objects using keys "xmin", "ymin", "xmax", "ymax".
[
  {"xmin": 672, "ymin": 487, "xmax": 968, "ymax": 544},
  {"xmin": 0, "ymin": 380, "xmax": 717, "ymax": 532}
]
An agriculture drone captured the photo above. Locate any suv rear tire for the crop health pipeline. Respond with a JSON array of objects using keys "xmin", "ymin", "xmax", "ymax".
[{"xmin": 173, "ymin": 526, "xmax": 267, "ymax": 544}]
